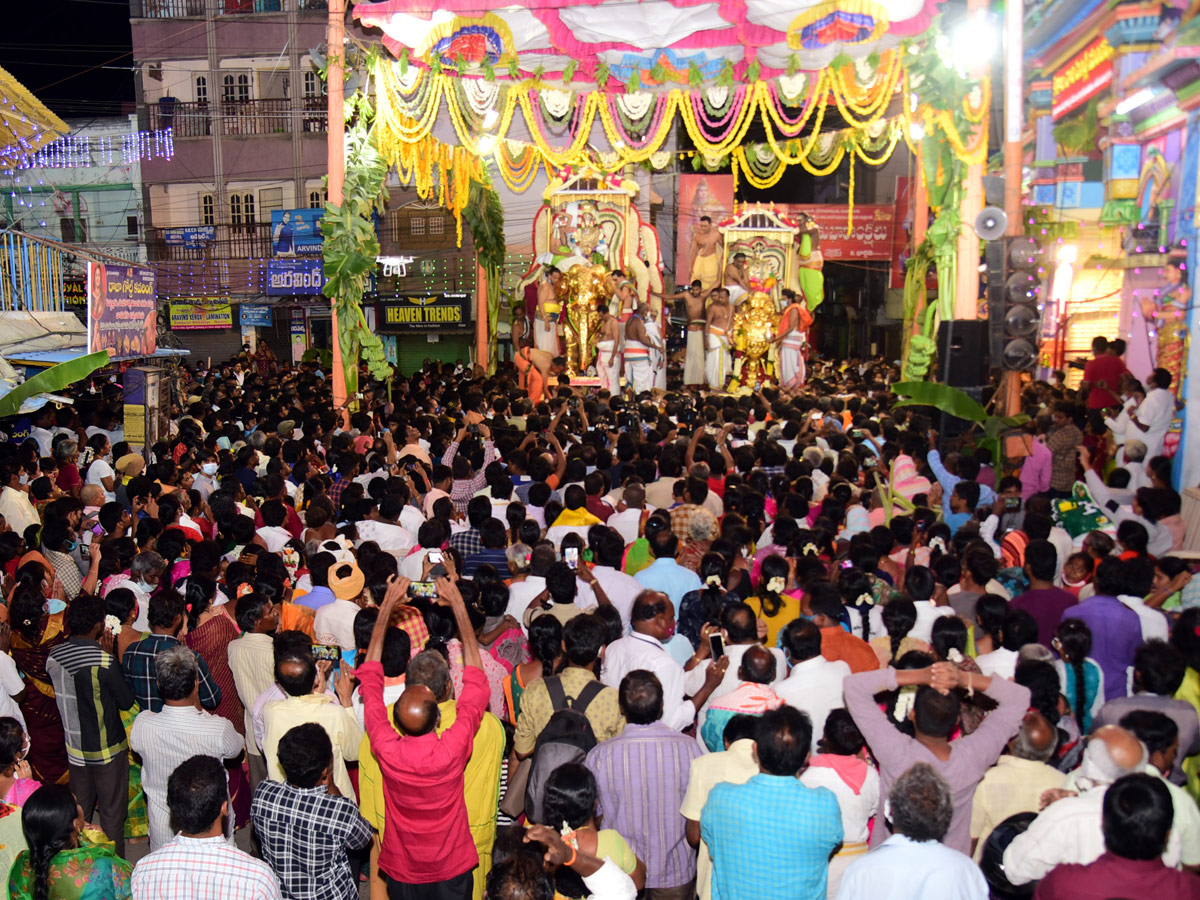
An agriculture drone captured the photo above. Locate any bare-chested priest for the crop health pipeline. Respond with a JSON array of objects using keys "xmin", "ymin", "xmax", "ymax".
[
  {"xmin": 724, "ymin": 253, "xmax": 750, "ymax": 306},
  {"xmin": 689, "ymin": 216, "xmax": 722, "ymax": 296},
  {"xmin": 705, "ymin": 287, "xmax": 732, "ymax": 390}
]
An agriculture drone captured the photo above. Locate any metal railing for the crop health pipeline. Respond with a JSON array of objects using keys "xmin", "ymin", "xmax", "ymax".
[
  {"xmin": 148, "ymin": 99, "xmax": 327, "ymax": 138},
  {"xmin": 147, "ymin": 222, "xmax": 274, "ymax": 261},
  {"xmin": 138, "ymin": 0, "xmax": 326, "ymax": 16}
]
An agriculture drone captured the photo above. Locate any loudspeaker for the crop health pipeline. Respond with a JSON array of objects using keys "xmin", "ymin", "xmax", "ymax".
[
  {"xmin": 937, "ymin": 319, "xmax": 989, "ymax": 387},
  {"xmin": 974, "ymin": 207, "xmax": 1008, "ymax": 241},
  {"xmin": 986, "ymin": 238, "xmax": 1007, "ymax": 365}
]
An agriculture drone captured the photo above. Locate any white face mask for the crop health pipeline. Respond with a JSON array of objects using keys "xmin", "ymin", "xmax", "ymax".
[
  {"xmin": 201, "ymin": 463, "xmax": 218, "ymax": 476},
  {"xmin": 17, "ymin": 474, "xmax": 28, "ymax": 485}
]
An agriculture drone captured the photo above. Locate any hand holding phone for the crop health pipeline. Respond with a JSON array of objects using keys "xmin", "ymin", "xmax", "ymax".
[{"xmin": 708, "ymin": 632, "xmax": 725, "ymax": 660}]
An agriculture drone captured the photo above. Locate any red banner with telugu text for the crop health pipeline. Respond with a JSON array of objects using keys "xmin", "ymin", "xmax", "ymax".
[{"xmin": 779, "ymin": 204, "xmax": 895, "ymax": 261}]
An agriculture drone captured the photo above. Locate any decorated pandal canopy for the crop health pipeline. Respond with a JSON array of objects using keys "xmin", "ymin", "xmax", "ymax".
[
  {"xmin": 348, "ymin": 0, "xmax": 991, "ymax": 382},
  {"xmin": 0, "ymin": 64, "xmax": 68, "ymax": 171},
  {"xmin": 356, "ymin": 0, "xmax": 986, "ymax": 216}
]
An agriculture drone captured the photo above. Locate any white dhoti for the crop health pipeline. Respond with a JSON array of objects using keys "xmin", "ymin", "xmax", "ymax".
[
  {"xmin": 625, "ymin": 340, "xmax": 654, "ymax": 394},
  {"xmin": 705, "ymin": 331, "xmax": 731, "ymax": 390},
  {"xmin": 596, "ymin": 339, "xmax": 620, "ymax": 392},
  {"xmin": 726, "ymin": 284, "xmax": 746, "ymax": 305},
  {"xmin": 645, "ymin": 321, "xmax": 667, "ymax": 389},
  {"xmin": 684, "ymin": 325, "xmax": 705, "ymax": 385},
  {"xmin": 778, "ymin": 336, "xmax": 805, "ymax": 389},
  {"xmin": 534, "ymin": 317, "xmax": 559, "ymax": 354}
]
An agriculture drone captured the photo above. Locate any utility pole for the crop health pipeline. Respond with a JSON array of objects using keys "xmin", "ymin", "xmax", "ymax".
[{"xmin": 327, "ymin": 0, "xmax": 348, "ymax": 424}]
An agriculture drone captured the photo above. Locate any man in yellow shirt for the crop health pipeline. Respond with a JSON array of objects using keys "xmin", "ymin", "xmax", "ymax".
[
  {"xmin": 969, "ymin": 710, "xmax": 1065, "ymax": 860},
  {"xmin": 262, "ymin": 643, "xmax": 362, "ymax": 798},
  {"xmin": 359, "ymin": 648, "xmax": 504, "ymax": 900},
  {"xmin": 679, "ymin": 715, "xmax": 759, "ymax": 900}
]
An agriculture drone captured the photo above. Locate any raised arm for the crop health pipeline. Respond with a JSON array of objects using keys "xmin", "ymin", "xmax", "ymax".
[
  {"xmin": 843, "ymin": 666, "xmax": 917, "ymax": 771},
  {"xmin": 438, "ymin": 575, "xmax": 481, "ymax": 670}
]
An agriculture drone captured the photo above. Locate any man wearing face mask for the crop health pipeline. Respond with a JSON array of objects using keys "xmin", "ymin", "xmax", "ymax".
[
  {"xmin": 0, "ymin": 463, "xmax": 39, "ymax": 538},
  {"xmin": 193, "ymin": 452, "xmax": 220, "ymax": 503},
  {"xmin": 1001, "ymin": 724, "xmax": 1184, "ymax": 884}
]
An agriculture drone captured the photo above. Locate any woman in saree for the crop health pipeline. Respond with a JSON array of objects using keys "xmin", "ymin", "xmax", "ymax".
[
  {"xmin": 8, "ymin": 785, "xmax": 131, "ymax": 900},
  {"xmin": 7, "ymin": 585, "xmax": 69, "ymax": 786}
]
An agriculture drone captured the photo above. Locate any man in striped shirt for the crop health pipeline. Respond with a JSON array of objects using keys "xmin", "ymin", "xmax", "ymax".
[
  {"xmin": 132, "ymin": 754, "xmax": 280, "ymax": 900},
  {"xmin": 47, "ymin": 594, "xmax": 137, "ymax": 857},
  {"xmin": 587, "ymin": 670, "xmax": 702, "ymax": 900}
]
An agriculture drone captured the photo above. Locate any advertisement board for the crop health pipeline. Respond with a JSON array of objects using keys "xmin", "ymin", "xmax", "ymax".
[
  {"xmin": 86, "ymin": 262, "xmax": 157, "ymax": 358},
  {"xmin": 163, "ymin": 226, "xmax": 216, "ymax": 249},
  {"xmin": 271, "ymin": 209, "xmax": 324, "ymax": 256},
  {"xmin": 1052, "ymin": 37, "xmax": 1114, "ymax": 120},
  {"xmin": 169, "ymin": 301, "xmax": 233, "ymax": 330},
  {"xmin": 239, "ymin": 304, "xmax": 273, "ymax": 327}
]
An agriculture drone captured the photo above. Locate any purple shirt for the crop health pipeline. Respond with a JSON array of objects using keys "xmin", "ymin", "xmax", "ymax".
[
  {"xmin": 843, "ymin": 667, "xmax": 1029, "ymax": 855},
  {"xmin": 585, "ymin": 721, "xmax": 701, "ymax": 889},
  {"xmin": 1020, "ymin": 439, "xmax": 1052, "ymax": 500},
  {"xmin": 1060, "ymin": 595, "xmax": 1141, "ymax": 701},
  {"xmin": 1011, "ymin": 587, "xmax": 1078, "ymax": 648}
]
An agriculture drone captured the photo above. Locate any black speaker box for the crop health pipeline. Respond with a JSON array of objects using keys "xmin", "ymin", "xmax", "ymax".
[{"xmin": 937, "ymin": 319, "xmax": 989, "ymax": 387}]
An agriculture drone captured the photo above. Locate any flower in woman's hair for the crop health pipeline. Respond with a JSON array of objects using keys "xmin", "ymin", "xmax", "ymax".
[
  {"xmin": 857, "ymin": 592, "xmax": 874, "ymax": 606},
  {"xmin": 767, "ymin": 576, "xmax": 786, "ymax": 594},
  {"xmin": 705, "ymin": 574, "xmax": 723, "ymax": 587},
  {"xmin": 104, "ymin": 615, "xmax": 121, "ymax": 634},
  {"xmin": 929, "ymin": 536, "xmax": 947, "ymax": 553},
  {"xmin": 893, "ymin": 686, "xmax": 917, "ymax": 722},
  {"xmin": 802, "ymin": 542, "xmax": 818, "ymax": 556},
  {"xmin": 237, "ymin": 582, "xmax": 254, "ymax": 599},
  {"xmin": 947, "ymin": 648, "xmax": 965, "ymax": 664}
]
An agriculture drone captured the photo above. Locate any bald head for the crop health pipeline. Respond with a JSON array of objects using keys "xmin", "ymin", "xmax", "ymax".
[
  {"xmin": 1009, "ymin": 710, "xmax": 1057, "ymax": 763},
  {"xmin": 1095, "ymin": 725, "xmax": 1146, "ymax": 772},
  {"xmin": 739, "ymin": 645, "xmax": 777, "ymax": 685},
  {"xmin": 624, "ymin": 483, "xmax": 646, "ymax": 509},
  {"xmin": 394, "ymin": 684, "xmax": 440, "ymax": 736},
  {"xmin": 1078, "ymin": 725, "xmax": 1148, "ymax": 787},
  {"xmin": 80, "ymin": 484, "xmax": 104, "ymax": 507}
]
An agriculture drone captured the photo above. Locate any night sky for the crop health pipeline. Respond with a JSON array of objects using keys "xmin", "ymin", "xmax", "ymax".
[{"xmin": 7, "ymin": 1, "xmax": 135, "ymax": 122}]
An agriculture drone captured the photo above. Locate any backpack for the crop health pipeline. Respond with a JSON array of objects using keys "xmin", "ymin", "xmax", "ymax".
[{"xmin": 524, "ymin": 675, "xmax": 605, "ymax": 824}]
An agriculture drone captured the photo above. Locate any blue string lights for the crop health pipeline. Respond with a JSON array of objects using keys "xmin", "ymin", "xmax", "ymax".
[{"xmin": 13, "ymin": 128, "xmax": 175, "ymax": 170}]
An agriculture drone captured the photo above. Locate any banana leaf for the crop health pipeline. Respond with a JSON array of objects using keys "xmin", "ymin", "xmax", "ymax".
[
  {"xmin": 0, "ymin": 350, "xmax": 110, "ymax": 419},
  {"xmin": 890, "ymin": 381, "xmax": 987, "ymax": 423}
]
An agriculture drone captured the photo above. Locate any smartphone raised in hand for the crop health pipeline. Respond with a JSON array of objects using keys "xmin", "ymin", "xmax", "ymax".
[{"xmin": 708, "ymin": 632, "xmax": 725, "ymax": 660}]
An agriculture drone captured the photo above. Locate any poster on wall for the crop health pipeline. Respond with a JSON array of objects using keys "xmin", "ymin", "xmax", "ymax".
[
  {"xmin": 86, "ymin": 262, "xmax": 157, "ymax": 358},
  {"xmin": 169, "ymin": 301, "xmax": 233, "ymax": 330},
  {"xmin": 290, "ymin": 308, "xmax": 306, "ymax": 364},
  {"xmin": 676, "ymin": 174, "xmax": 734, "ymax": 286},
  {"xmin": 271, "ymin": 209, "xmax": 324, "ymax": 256}
]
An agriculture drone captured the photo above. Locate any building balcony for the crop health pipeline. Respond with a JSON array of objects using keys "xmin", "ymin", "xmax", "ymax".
[
  {"xmin": 148, "ymin": 98, "xmax": 326, "ymax": 138},
  {"xmin": 148, "ymin": 222, "xmax": 275, "ymax": 261},
  {"xmin": 136, "ymin": 0, "xmax": 326, "ymax": 17}
]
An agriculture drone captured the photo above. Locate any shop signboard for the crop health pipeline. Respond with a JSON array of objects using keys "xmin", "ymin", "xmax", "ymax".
[
  {"xmin": 169, "ymin": 300, "xmax": 233, "ymax": 330},
  {"xmin": 1052, "ymin": 37, "xmax": 1114, "ymax": 120},
  {"xmin": 267, "ymin": 258, "xmax": 324, "ymax": 295},
  {"xmin": 240, "ymin": 304, "xmax": 273, "ymax": 327},
  {"xmin": 271, "ymin": 209, "xmax": 324, "ymax": 256},
  {"xmin": 163, "ymin": 226, "xmax": 216, "ymax": 249},
  {"xmin": 86, "ymin": 262, "xmax": 157, "ymax": 358},
  {"xmin": 377, "ymin": 293, "xmax": 471, "ymax": 331}
]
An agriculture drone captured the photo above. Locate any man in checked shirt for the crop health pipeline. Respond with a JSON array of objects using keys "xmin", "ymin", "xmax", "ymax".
[{"xmin": 251, "ymin": 722, "xmax": 373, "ymax": 900}]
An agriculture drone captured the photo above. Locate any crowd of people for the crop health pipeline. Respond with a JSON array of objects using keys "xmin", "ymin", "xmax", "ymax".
[{"xmin": 0, "ymin": 333, "xmax": 1195, "ymax": 900}]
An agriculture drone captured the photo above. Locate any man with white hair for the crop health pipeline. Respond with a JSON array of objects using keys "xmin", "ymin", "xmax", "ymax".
[{"xmin": 1001, "ymin": 724, "xmax": 1182, "ymax": 884}]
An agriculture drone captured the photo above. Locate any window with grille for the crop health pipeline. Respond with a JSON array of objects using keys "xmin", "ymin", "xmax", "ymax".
[
  {"xmin": 410, "ymin": 217, "xmax": 425, "ymax": 235},
  {"xmin": 223, "ymin": 73, "xmax": 250, "ymax": 103},
  {"xmin": 428, "ymin": 216, "xmax": 444, "ymax": 235},
  {"xmin": 230, "ymin": 192, "xmax": 256, "ymax": 225},
  {"xmin": 258, "ymin": 187, "xmax": 283, "ymax": 215},
  {"xmin": 201, "ymin": 194, "xmax": 215, "ymax": 226},
  {"xmin": 308, "ymin": 189, "xmax": 326, "ymax": 208},
  {"xmin": 195, "ymin": 75, "xmax": 207, "ymax": 104},
  {"xmin": 303, "ymin": 70, "xmax": 324, "ymax": 99}
]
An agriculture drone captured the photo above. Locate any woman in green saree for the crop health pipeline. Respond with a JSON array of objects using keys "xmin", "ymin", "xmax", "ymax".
[{"xmin": 8, "ymin": 785, "xmax": 131, "ymax": 900}]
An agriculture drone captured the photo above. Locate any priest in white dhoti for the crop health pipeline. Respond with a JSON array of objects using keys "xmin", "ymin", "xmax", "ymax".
[
  {"xmin": 594, "ymin": 301, "xmax": 622, "ymax": 393},
  {"xmin": 623, "ymin": 301, "xmax": 655, "ymax": 394}
]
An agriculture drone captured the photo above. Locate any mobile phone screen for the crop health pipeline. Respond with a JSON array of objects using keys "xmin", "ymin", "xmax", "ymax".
[
  {"xmin": 564, "ymin": 547, "xmax": 579, "ymax": 570},
  {"xmin": 708, "ymin": 633, "xmax": 725, "ymax": 660}
]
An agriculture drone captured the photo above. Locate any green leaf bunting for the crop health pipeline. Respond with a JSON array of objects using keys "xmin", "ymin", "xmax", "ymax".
[{"xmin": 0, "ymin": 351, "xmax": 110, "ymax": 420}]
